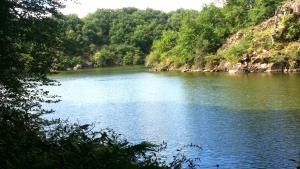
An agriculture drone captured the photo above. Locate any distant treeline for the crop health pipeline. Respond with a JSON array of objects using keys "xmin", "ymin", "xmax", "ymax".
[
  {"xmin": 53, "ymin": 0, "xmax": 285, "ymax": 70},
  {"xmin": 53, "ymin": 8, "xmax": 169, "ymax": 69}
]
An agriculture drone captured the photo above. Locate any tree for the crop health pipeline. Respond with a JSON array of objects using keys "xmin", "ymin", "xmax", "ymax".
[
  {"xmin": 0, "ymin": 1, "xmax": 201, "ymax": 169},
  {"xmin": 167, "ymin": 9, "xmax": 198, "ymax": 31},
  {"xmin": 247, "ymin": 0, "xmax": 284, "ymax": 24},
  {"xmin": 146, "ymin": 0, "xmax": 285, "ymax": 69},
  {"xmin": 60, "ymin": 14, "xmax": 87, "ymax": 56},
  {"xmin": 147, "ymin": 5, "xmax": 230, "ymax": 67},
  {"xmin": 0, "ymin": 0, "xmax": 63, "ymax": 92}
]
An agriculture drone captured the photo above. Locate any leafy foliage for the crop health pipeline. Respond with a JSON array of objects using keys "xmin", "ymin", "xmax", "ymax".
[
  {"xmin": 93, "ymin": 45, "xmax": 142, "ymax": 67},
  {"xmin": 48, "ymin": 0, "xmax": 285, "ymax": 70},
  {"xmin": 280, "ymin": 14, "xmax": 300, "ymax": 41},
  {"xmin": 147, "ymin": 0, "xmax": 285, "ymax": 69},
  {"xmin": 54, "ymin": 8, "xmax": 168, "ymax": 70},
  {"xmin": 0, "ymin": 1, "xmax": 202, "ymax": 169},
  {"xmin": 0, "ymin": 110, "xmax": 168, "ymax": 169},
  {"xmin": 0, "ymin": 0, "xmax": 63, "ymax": 90},
  {"xmin": 218, "ymin": 30, "xmax": 253, "ymax": 63}
]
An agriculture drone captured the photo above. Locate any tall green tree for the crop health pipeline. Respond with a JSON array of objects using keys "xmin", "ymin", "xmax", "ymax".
[
  {"xmin": 147, "ymin": 0, "xmax": 285, "ymax": 69},
  {"xmin": 0, "ymin": 0, "xmax": 63, "ymax": 91}
]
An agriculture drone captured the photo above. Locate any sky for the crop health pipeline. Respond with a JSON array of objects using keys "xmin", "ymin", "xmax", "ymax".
[{"xmin": 61, "ymin": 0, "xmax": 220, "ymax": 17}]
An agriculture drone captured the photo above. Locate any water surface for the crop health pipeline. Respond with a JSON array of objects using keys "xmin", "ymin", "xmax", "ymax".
[{"xmin": 46, "ymin": 67, "xmax": 300, "ymax": 169}]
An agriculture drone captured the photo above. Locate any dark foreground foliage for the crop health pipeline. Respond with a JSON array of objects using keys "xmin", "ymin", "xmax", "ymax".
[
  {"xmin": 0, "ymin": 104, "xmax": 201, "ymax": 169},
  {"xmin": 0, "ymin": 105, "xmax": 164, "ymax": 169}
]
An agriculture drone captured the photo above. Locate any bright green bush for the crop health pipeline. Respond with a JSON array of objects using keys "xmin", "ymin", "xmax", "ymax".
[
  {"xmin": 146, "ymin": 30, "xmax": 178, "ymax": 66},
  {"xmin": 93, "ymin": 48, "xmax": 115, "ymax": 67},
  {"xmin": 93, "ymin": 45, "xmax": 143, "ymax": 67},
  {"xmin": 145, "ymin": 52, "xmax": 161, "ymax": 66},
  {"xmin": 280, "ymin": 14, "xmax": 300, "ymax": 41},
  {"xmin": 284, "ymin": 43, "xmax": 300, "ymax": 61},
  {"xmin": 269, "ymin": 51, "xmax": 284, "ymax": 62},
  {"xmin": 123, "ymin": 50, "xmax": 142, "ymax": 65}
]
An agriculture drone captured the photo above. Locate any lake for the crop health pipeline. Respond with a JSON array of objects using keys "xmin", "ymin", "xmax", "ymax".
[{"xmin": 46, "ymin": 66, "xmax": 300, "ymax": 169}]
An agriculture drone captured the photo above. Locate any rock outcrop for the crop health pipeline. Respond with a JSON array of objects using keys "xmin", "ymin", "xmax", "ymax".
[
  {"xmin": 209, "ymin": 0, "xmax": 300, "ymax": 73},
  {"xmin": 149, "ymin": 0, "xmax": 300, "ymax": 73}
]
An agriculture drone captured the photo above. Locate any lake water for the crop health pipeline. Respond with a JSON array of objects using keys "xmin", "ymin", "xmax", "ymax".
[{"xmin": 46, "ymin": 66, "xmax": 300, "ymax": 169}]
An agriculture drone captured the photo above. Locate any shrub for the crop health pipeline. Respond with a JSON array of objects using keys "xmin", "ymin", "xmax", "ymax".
[
  {"xmin": 218, "ymin": 31, "xmax": 253, "ymax": 63},
  {"xmin": 253, "ymin": 28, "xmax": 273, "ymax": 50},
  {"xmin": 280, "ymin": 14, "xmax": 300, "ymax": 41},
  {"xmin": 0, "ymin": 105, "xmax": 201, "ymax": 169},
  {"xmin": 284, "ymin": 42, "xmax": 300, "ymax": 61},
  {"xmin": 54, "ymin": 55, "xmax": 82, "ymax": 70},
  {"xmin": 269, "ymin": 51, "xmax": 284, "ymax": 62},
  {"xmin": 93, "ymin": 49, "xmax": 115, "ymax": 67},
  {"xmin": 122, "ymin": 49, "xmax": 142, "ymax": 65},
  {"xmin": 93, "ymin": 45, "xmax": 143, "ymax": 67},
  {"xmin": 204, "ymin": 55, "xmax": 220, "ymax": 69}
]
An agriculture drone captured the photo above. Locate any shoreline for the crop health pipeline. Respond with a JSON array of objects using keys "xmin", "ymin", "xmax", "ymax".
[
  {"xmin": 52, "ymin": 65, "xmax": 300, "ymax": 74},
  {"xmin": 148, "ymin": 60, "xmax": 300, "ymax": 73},
  {"xmin": 149, "ymin": 67, "xmax": 300, "ymax": 73}
]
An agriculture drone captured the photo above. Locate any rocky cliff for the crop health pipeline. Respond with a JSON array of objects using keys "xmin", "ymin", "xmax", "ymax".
[
  {"xmin": 216, "ymin": 0, "xmax": 300, "ymax": 73},
  {"xmin": 150, "ymin": 0, "xmax": 300, "ymax": 73}
]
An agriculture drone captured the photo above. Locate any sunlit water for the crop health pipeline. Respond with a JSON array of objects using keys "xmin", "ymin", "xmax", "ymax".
[{"xmin": 45, "ymin": 66, "xmax": 300, "ymax": 169}]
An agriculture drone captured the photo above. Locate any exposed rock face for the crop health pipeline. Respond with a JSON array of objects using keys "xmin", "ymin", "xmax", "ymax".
[
  {"xmin": 214, "ymin": 61, "xmax": 229, "ymax": 72},
  {"xmin": 220, "ymin": 54, "xmax": 294, "ymax": 73},
  {"xmin": 212, "ymin": 0, "xmax": 300, "ymax": 73},
  {"xmin": 220, "ymin": 32, "xmax": 244, "ymax": 50},
  {"xmin": 149, "ymin": 0, "xmax": 300, "ymax": 73},
  {"xmin": 273, "ymin": 0, "xmax": 300, "ymax": 40},
  {"xmin": 292, "ymin": 0, "xmax": 300, "ymax": 15},
  {"xmin": 149, "ymin": 54, "xmax": 300, "ymax": 73},
  {"xmin": 149, "ymin": 60, "xmax": 300, "ymax": 73},
  {"xmin": 211, "ymin": 55, "xmax": 299, "ymax": 73}
]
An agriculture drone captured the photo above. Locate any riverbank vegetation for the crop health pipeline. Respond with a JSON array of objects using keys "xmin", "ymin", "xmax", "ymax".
[
  {"xmin": 52, "ymin": 0, "xmax": 300, "ymax": 73},
  {"xmin": 147, "ymin": 0, "xmax": 300, "ymax": 72},
  {"xmin": 52, "ymin": 8, "xmax": 169, "ymax": 70}
]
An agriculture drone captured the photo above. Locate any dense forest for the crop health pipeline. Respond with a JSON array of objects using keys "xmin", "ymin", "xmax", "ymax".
[
  {"xmin": 53, "ymin": 8, "xmax": 169, "ymax": 69},
  {"xmin": 52, "ymin": 0, "xmax": 299, "ymax": 73}
]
